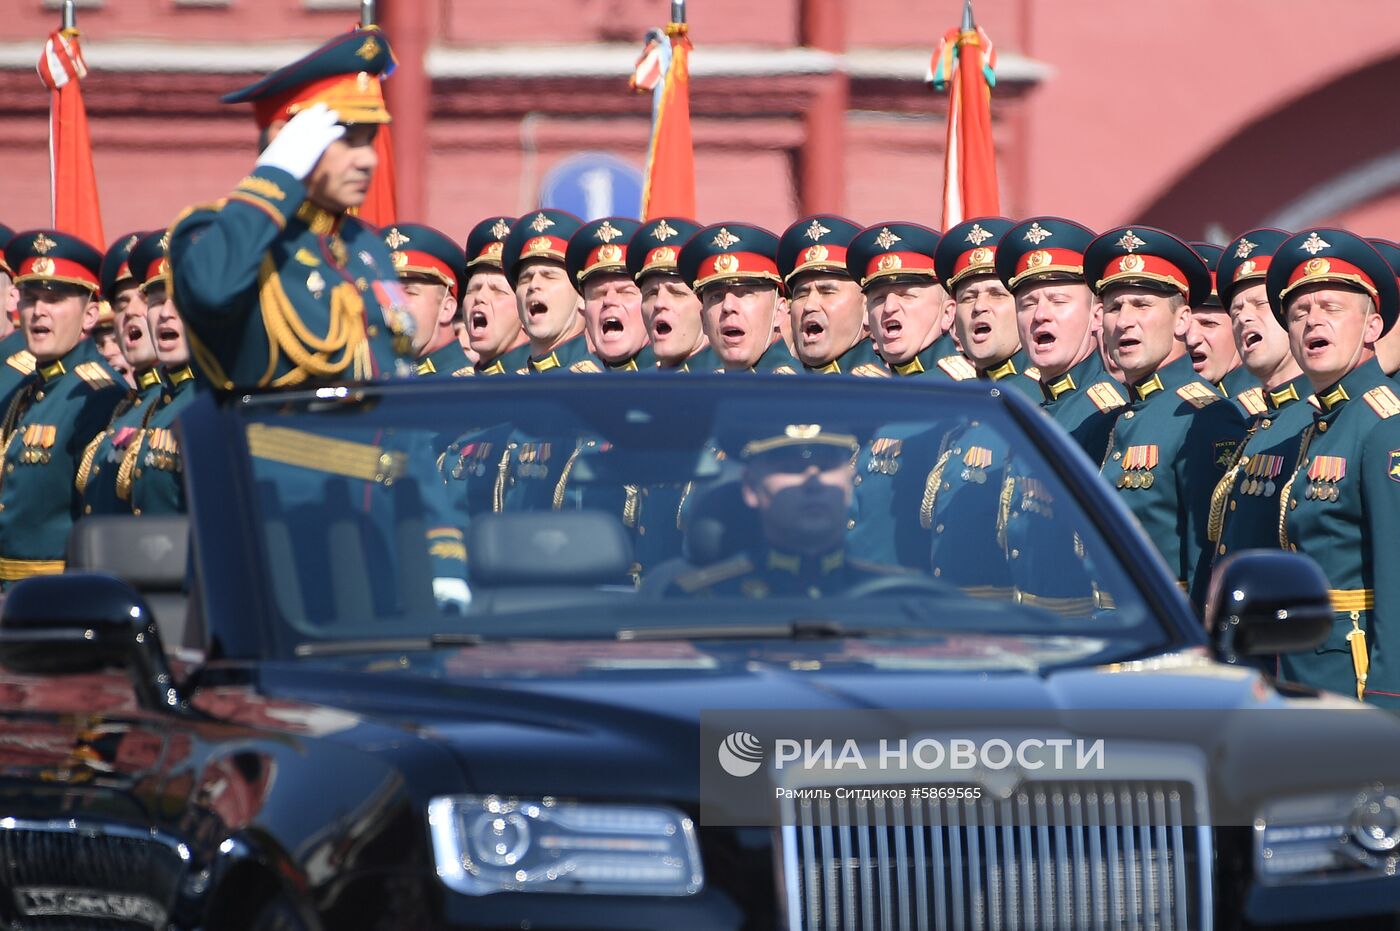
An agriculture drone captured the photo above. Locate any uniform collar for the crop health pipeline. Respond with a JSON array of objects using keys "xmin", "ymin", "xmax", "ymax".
[
  {"xmin": 811, "ymin": 359, "xmax": 842, "ymax": 374},
  {"xmin": 767, "ymin": 547, "xmax": 845, "ymax": 576},
  {"xmin": 296, "ymin": 201, "xmax": 341, "ymax": 235},
  {"xmin": 1267, "ymin": 374, "xmax": 1310, "ymax": 410},
  {"xmin": 135, "ymin": 366, "xmax": 163, "ymax": 390},
  {"xmin": 892, "ymin": 356, "xmax": 924, "ymax": 376},
  {"xmin": 166, "ymin": 365, "xmax": 195, "ymax": 386},
  {"xmin": 529, "ymin": 351, "xmax": 560, "ymax": 373},
  {"xmin": 982, "ymin": 356, "xmax": 1019, "ymax": 381},
  {"xmin": 476, "ymin": 358, "xmax": 506, "ymax": 375},
  {"xmin": 808, "ymin": 338, "xmax": 880, "ymax": 375},
  {"xmin": 417, "ymin": 357, "xmax": 437, "ymax": 375},
  {"xmin": 38, "ymin": 359, "xmax": 65, "ymax": 382},
  {"xmin": 1315, "ymin": 358, "xmax": 1389, "ymax": 413},
  {"xmin": 1132, "ymin": 354, "xmax": 1194, "ymax": 402},
  {"xmin": 891, "ymin": 332, "xmax": 956, "ymax": 377},
  {"xmin": 605, "ymin": 356, "xmax": 640, "ymax": 371},
  {"xmin": 1040, "ymin": 349, "xmax": 1106, "ymax": 403}
]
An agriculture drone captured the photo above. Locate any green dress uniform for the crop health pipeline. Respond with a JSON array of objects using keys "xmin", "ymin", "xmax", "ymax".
[
  {"xmin": 378, "ymin": 222, "xmax": 474, "ymax": 379},
  {"xmin": 604, "ymin": 343, "xmax": 657, "ymax": 372},
  {"xmin": 565, "ymin": 216, "xmax": 656, "ymax": 373},
  {"xmin": 500, "ymin": 209, "xmax": 604, "ymax": 375},
  {"xmin": 128, "ymin": 366, "xmax": 202, "ymax": 516},
  {"xmin": 170, "ymin": 31, "xmax": 417, "ymax": 390},
  {"xmin": 1085, "ymin": 227, "xmax": 1248, "ymax": 606},
  {"xmin": 666, "ymin": 545, "xmax": 913, "ymax": 599},
  {"xmin": 979, "ymin": 347, "xmax": 1041, "ymax": 401},
  {"xmin": 1206, "ymin": 228, "xmax": 1309, "ymax": 561},
  {"xmin": 475, "ymin": 343, "xmax": 532, "ymax": 376},
  {"xmin": 746, "ymin": 339, "xmax": 800, "ymax": 375},
  {"xmin": 0, "ymin": 330, "xmax": 35, "ymax": 407},
  {"xmin": 1264, "ymin": 229, "xmax": 1400, "ymax": 705},
  {"xmin": 627, "ymin": 217, "xmax": 711, "ymax": 374},
  {"xmin": 664, "ymin": 346, "xmax": 719, "ymax": 373},
  {"xmin": 1219, "ymin": 365, "xmax": 1259, "ymax": 404},
  {"xmin": 76, "ymin": 366, "xmax": 166, "ymax": 516},
  {"xmin": 460, "ymin": 217, "xmax": 527, "ymax": 376},
  {"xmin": 806, "ymin": 339, "xmax": 888, "ymax": 376},
  {"xmin": 0, "ymin": 232, "xmax": 127, "ymax": 583},
  {"xmin": 1037, "ymin": 352, "xmax": 1127, "ymax": 463}
]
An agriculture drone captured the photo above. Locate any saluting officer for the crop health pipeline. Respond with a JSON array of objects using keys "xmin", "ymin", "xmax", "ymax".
[
  {"xmin": 127, "ymin": 231, "xmax": 203, "ymax": 516},
  {"xmin": 777, "ymin": 216, "xmax": 887, "ymax": 376},
  {"xmin": 627, "ymin": 217, "xmax": 714, "ymax": 372},
  {"xmin": 462, "ymin": 217, "xmax": 530, "ymax": 375},
  {"xmin": 1088, "ymin": 226, "xmax": 1246, "ymax": 605},
  {"xmin": 77, "ymin": 233, "xmax": 169, "ymax": 516},
  {"xmin": 170, "ymin": 30, "xmax": 417, "ymax": 390},
  {"xmin": 996, "ymin": 217, "xmax": 1126, "ymax": 463},
  {"xmin": 565, "ymin": 217, "xmax": 655, "ymax": 371},
  {"xmin": 0, "ymin": 231, "xmax": 125, "ymax": 584},
  {"xmin": 934, "ymin": 217, "xmax": 1040, "ymax": 400},
  {"xmin": 1268, "ymin": 230, "xmax": 1400, "ymax": 705},
  {"xmin": 847, "ymin": 222, "xmax": 972, "ymax": 379},
  {"xmin": 381, "ymin": 223, "xmax": 473, "ymax": 377},
  {"xmin": 676, "ymin": 223, "xmax": 798, "ymax": 373},
  {"xmin": 503, "ymin": 209, "xmax": 602, "ymax": 373},
  {"xmin": 1185, "ymin": 241, "xmax": 1258, "ymax": 404},
  {"xmin": 1206, "ymin": 229, "xmax": 1312, "ymax": 562}
]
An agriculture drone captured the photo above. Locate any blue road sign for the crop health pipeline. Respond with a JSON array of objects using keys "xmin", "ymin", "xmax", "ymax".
[{"xmin": 540, "ymin": 152, "xmax": 644, "ymax": 221}]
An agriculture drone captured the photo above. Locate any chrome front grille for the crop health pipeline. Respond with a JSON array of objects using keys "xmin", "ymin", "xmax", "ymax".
[{"xmin": 780, "ymin": 782, "xmax": 1209, "ymax": 931}]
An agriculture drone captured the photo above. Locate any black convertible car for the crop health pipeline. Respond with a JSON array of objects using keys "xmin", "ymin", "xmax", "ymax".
[{"xmin": 2, "ymin": 375, "xmax": 1399, "ymax": 930}]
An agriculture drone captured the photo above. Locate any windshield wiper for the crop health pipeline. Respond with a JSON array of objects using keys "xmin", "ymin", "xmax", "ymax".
[
  {"xmin": 294, "ymin": 632, "xmax": 485, "ymax": 657},
  {"xmin": 617, "ymin": 619, "xmax": 869, "ymax": 641}
]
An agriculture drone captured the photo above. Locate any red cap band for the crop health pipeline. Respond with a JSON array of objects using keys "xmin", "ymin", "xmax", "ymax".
[
  {"xmin": 1281, "ymin": 257, "xmax": 1378, "ymax": 302},
  {"xmin": 787, "ymin": 243, "xmax": 850, "ymax": 282},
  {"xmin": 393, "ymin": 249, "xmax": 458, "ymax": 298},
  {"xmin": 862, "ymin": 251, "xmax": 936, "ymax": 285},
  {"xmin": 947, "ymin": 246, "xmax": 998, "ymax": 288},
  {"xmin": 579, "ymin": 244, "xmax": 628, "ymax": 282},
  {"xmin": 16, "ymin": 256, "xmax": 99, "ymax": 290},
  {"xmin": 695, "ymin": 252, "xmax": 781, "ymax": 290}
]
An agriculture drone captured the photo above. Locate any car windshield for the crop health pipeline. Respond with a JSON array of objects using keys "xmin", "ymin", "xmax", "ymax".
[{"xmin": 233, "ymin": 377, "xmax": 1171, "ymax": 659}]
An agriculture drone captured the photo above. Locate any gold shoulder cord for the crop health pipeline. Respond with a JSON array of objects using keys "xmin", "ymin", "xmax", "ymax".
[
  {"xmin": 622, "ymin": 484, "xmax": 641, "ymax": 528},
  {"xmin": 74, "ymin": 430, "xmax": 108, "ymax": 495},
  {"xmin": 1277, "ymin": 423, "xmax": 1317, "ymax": 550},
  {"xmin": 114, "ymin": 400, "xmax": 163, "ymax": 502},
  {"xmin": 257, "ymin": 256, "xmax": 372, "ymax": 387},
  {"xmin": 918, "ymin": 448, "xmax": 955, "ymax": 530},
  {"xmin": 0, "ymin": 382, "xmax": 37, "ymax": 499},
  {"xmin": 1206, "ymin": 422, "xmax": 1259, "ymax": 543},
  {"xmin": 552, "ymin": 445, "xmax": 585, "ymax": 510},
  {"xmin": 995, "ymin": 473, "xmax": 1016, "ymax": 552},
  {"xmin": 491, "ymin": 447, "xmax": 514, "ymax": 513}
]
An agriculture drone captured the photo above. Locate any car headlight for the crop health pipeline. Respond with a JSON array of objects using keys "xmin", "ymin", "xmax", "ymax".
[
  {"xmin": 427, "ymin": 795, "xmax": 703, "ymax": 896},
  {"xmin": 1255, "ymin": 786, "xmax": 1400, "ymax": 884}
]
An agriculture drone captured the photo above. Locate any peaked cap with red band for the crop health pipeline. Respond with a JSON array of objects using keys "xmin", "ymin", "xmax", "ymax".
[
  {"xmin": 5, "ymin": 229, "xmax": 102, "ymax": 292},
  {"xmin": 128, "ymin": 230, "xmax": 172, "ymax": 294},
  {"xmin": 1084, "ymin": 225, "xmax": 1212, "ymax": 308},
  {"xmin": 566, "ymin": 217, "xmax": 642, "ymax": 294},
  {"xmin": 777, "ymin": 215, "xmax": 862, "ymax": 285},
  {"xmin": 934, "ymin": 216, "xmax": 1016, "ymax": 293},
  {"xmin": 381, "ymin": 223, "xmax": 465, "ymax": 299},
  {"xmin": 994, "ymin": 217, "xmax": 1096, "ymax": 292},
  {"xmin": 1266, "ymin": 228, "xmax": 1399, "ymax": 335},
  {"xmin": 464, "ymin": 216, "xmax": 515, "ymax": 276},
  {"xmin": 501, "ymin": 209, "xmax": 584, "ymax": 288},
  {"xmin": 1189, "ymin": 241, "xmax": 1225, "ymax": 308},
  {"xmin": 1216, "ymin": 228, "xmax": 1290, "ymax": 311},
  {"xmin": 221, "ymin": 29, "xmax": 395, "ymax": 129},
  {"xmin": 845, "ymin": 222, "xmax": 942, "ymax": 290},
  {"xmin": 677, "ymin": 223, "xmax": 783, "ymax": 293},
  {"xmin": 99, "ymin": 231, "xmax": 145, "ymax": 304},
  {"xmin": 626, "ymin": 217, "xmax": 701, "ymax": 282}
]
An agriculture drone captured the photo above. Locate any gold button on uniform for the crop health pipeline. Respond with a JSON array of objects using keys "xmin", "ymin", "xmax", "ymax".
[
  {"xmin": 1318, "ymin": 422, "xmax": 1328, "ymax": 432},
  {"xmin": 1123, "ymin": 411, "xmax": 1134, "ymax": 419}
]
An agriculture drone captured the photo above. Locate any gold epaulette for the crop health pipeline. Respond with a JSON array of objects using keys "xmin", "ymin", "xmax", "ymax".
[
  {"xmin": 936, "ymin": 355, "xmax": 978, "ymax": 381},
  {"xmin": 570, "ymin": 360, "xmax": 602, "ymax": 373},
  {"xmin": 1236, "ymin": 386, "xmax": 1268, "ymax": 417},
  {"xmin": 673, "ymin": 555, "xmax": 754, "ymax": 594},
  {"xmin": 1023, "ymin": 366, "xmax": 1041, "ymax": 381},
  {"xmin": 1176, "ymin": 381, "xmax": 1222, "ymax": 409},
  {"xmin": 427, "ymin": 527, "xmax": 467, "ymax": 562},
  {"xmin": 5, "ymin": 351, "xmax": 35, "ymax": 376},
  {"xmin": 245, "ymin": 423, "xmax": 406, "ymax": 484},
  {"xmin": 772, "ymin": 365, "xmax": 797, "ymax": 375},
  {"xmin": 73, "ymin": 361, "xmax": 116, "ymax": 390},
  {"xmin": 1363, "ymin": 385, "xmax": 1400, "ymax": 419},
  {"xmin": 850, "ymin": 363, "xmax": 890, "ymax": 378},
  {"xmin": 1086, "ymin": 381, "xmax": 1127, "ymax": 412},
  {"xmin": 451, "ymin": 366, "xmax": 475, "ymax": 377}
]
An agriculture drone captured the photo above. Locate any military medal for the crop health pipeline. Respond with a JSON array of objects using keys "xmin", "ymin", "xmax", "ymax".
[
  {"xmin": 867, "ymin": 437, "xmax": 902, "ymax": 475},
  {"xmin": 307, "ymin": 269, "xmax": 326, "ymax": 300},
  {"xmin": 19, "ymin": 423, "xmax": 55, "ymax": 464},
  {"xmin": 1121, "ymin": 445, "xmax": 1159, "ymax": 491},
  {"xmin": 1306, "ymin": 455, "xmax": 1345, "ymax": 502},
  {"xmin": 961, "ymin": 446, "xmax": 992, "ymax": 484}
]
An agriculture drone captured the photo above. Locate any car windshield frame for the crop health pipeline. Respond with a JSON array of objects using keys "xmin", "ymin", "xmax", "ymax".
[{"xmin": 180, "ymin": 375, "xmax": 1204, "ymax": 663}]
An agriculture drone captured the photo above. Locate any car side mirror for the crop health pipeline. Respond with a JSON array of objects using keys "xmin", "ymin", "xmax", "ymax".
[
  {"xmin": 1204, "ymin": 551, "xmax": 1333, "ymax": 662},
  {"xmin": 0, "ymin": 572, "xmax": 185, "ymax": 713}
]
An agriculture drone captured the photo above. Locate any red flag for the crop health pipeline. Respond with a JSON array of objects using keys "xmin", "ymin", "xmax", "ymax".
[
  {"xmin": 37, "ymin": 28, "xmax": 104, "ymax": 248},
  {"xmin": 632, "ymin": 23, "xmax": 696, "ymax": 220},
  {"xmin": 929, "ymin": 5, "xmax": 999, "ymax": 228},
  {"xmin": 357, "ymin": 123, "xmax": 398, "ymax": 226}
]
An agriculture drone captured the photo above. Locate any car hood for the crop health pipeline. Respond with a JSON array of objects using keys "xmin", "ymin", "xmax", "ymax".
[{"xmin": 249, "ymin": 635, "xmax": 1376, "ymax": 804}]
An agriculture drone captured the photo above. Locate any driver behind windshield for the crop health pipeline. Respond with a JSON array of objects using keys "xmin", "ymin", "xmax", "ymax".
[{"xmin": 665, "ymin": 426, "xmax": 915, "ymax": 597}]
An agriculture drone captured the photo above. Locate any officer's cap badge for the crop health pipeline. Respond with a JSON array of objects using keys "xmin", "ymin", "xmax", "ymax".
[
  {"xmin": 32, "ymin": 234, "xmax": 56, "ymax": 255},
  {"xmin": 651, "ymin": 219, "xmax": 678, "ymax": 242},
  {"xmin": 490, "ymin": 218, "xmax": 512, "ymax": 240},
  {"xmin": 712, "ymin": 227, "xmax": 740, "ymax": 249},
  {"xmin": 874, "ymin": 227, "xmax": 902, "ymax": 250},
  {"xmin": 1116, "ymin": 230, "xmax": 1147, "ymax": 253},
  {"xmin": 1234, "ymin": 238, "xmax": 1258, "ymax": 259},
  {"xmin": 1300, "ymin": 232, "xmax": 1331, "ymax": 256},
  {"xmin": 965, "ymin": 223, "xmax": 993, "ymax": 246},
  {"xmin": 529, "ymin": 213, "xmax": 555, "ymax": 233},
  {"xmin": 1023, "ymin": 223, "xmax": 1052, "ymax": 245},
  {"xmin": 594, "ymin": 220, "xmax": 623, "ymax": 243},
  {"xmin": 804, "ymin": 220, "xmax": 831, "ymax": 242},
  {"xmin": 385, "ymin": 227, "xmax": 410, "ymax": 249}
]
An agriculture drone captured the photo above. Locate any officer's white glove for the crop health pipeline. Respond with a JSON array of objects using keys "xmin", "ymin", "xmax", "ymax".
[
  {"xmin": 433, "ymin": 577, "xmax": 473, "ymax": 616},
  {"xmin": 254, "ymin": 103, "xmax": 345, "ymax": 180}
]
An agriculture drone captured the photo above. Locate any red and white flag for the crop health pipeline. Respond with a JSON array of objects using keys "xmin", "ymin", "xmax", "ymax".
[
  {"xmin": 631, "ymin": 20, "xmax": 696, "ymax": 220},
  {"xmin": 929, "ymin": 1, "xmax": 999, "ymax": 229},
  {"xmin": 38, "ymin": 28, "xmax": 104, "ymax": 248}
]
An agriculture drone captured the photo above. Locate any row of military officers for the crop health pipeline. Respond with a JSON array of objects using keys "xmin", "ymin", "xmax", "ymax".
[{"xmin": 2, "ymin": 28, "xmax": 1399, "ymax": 709}]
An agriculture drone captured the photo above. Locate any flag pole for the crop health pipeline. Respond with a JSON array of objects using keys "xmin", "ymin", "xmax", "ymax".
[
  {"xmin": 671, "ymin": 0, "xmax": 685, "ymax": 24},
  {"xmin": 62, "ymin": 0, "xmax": 75, "ymax": 30},
  {"xmin": 360, "ymin": 0, "xmax": 375, "ymax": 28}
]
